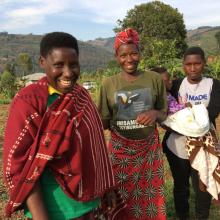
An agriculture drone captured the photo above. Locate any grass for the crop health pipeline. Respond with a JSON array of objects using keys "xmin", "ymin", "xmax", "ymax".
[
  {"xmin": 164, "ymin": 156, "xmax": 220, "ymax": 219},
  {"xmin": 0, "ymin": 104, "xmax": 220, "ymax": 219}
]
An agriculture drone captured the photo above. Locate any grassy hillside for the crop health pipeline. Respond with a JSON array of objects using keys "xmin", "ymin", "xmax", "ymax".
[
  {"xmin": 187, "ymin": 26, "xmax": 220, "ymax": 55},
  {"xmin": 0, "ymin": 32, "xmax": 113, "ymax": 73},
  {"xmin": 87, "ymin": 37, "xmax": 114, "ymax": 53}
]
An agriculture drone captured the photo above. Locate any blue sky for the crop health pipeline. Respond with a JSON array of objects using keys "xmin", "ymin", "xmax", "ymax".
[{"xmin": 0, "ymin": 0, "xmax": 220, "ymax": 41}]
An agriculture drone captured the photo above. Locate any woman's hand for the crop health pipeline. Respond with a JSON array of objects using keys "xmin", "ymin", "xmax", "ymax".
[
  {"xmin": 102, "ymin": 190, "xmax": 117, "ymax": 214},
  {"xmin": 26, "ymin": 182, "xmax": 49, "ymax": 220},
  {"xmin": 136, "ymin": 110, "xmax": 158, "ymax": 125},
  {"xmin": 185, "ymin": 102, "xmax": 192, "ymax": 108},
  {"xmin": 101, "ymin": 189, "xmax": 125, "ymax": 216}
]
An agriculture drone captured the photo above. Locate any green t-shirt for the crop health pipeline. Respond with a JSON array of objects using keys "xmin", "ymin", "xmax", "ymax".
[
  {"xmin": 24, "ymin": 93, "xmax": 100, "ymax": 220},
  {"xmin": 98, "ymin": 71, "xmax": 167, "ymax": 139}
]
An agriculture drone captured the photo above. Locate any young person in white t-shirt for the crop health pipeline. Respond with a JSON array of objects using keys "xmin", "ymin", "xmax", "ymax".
[{"xmin": 162, "ymin": 47, "xmax": 220, "ymax": 220}]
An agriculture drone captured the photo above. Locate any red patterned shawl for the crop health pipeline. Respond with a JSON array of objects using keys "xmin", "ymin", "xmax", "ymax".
[{"xmin": 3, "ymin": 77, "xmax": 115, "ymax": 217}]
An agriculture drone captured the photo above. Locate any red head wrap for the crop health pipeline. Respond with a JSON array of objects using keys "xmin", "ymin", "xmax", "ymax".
[{"xmin": 114, "ymin": 28, "xmax": 139, "ymax": 52}]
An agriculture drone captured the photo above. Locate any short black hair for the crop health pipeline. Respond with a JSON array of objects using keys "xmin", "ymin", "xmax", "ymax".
[
  {"xmin": 151, "ymin": 66, "xmax": 167, "ymax": 74},
  {"xmin": 40, "ymin": 32, "xmax": 79, "ymax": 57},
  {"xmin": 183, "ymin": 46, "xmax": 205, "ymax": 61}
]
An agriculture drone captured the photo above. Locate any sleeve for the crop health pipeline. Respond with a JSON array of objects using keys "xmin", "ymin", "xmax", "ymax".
[
  {"xmin": 97, "ymin": 80, "xmax": 112, "ymax": 121},
  {"xmin": 155, "ymin": 76, "xmax": 168, "ymax": 122},
  {"xmin": 207, "ymin": 78, "xmax": 220, "ymax": 125},
  {"xmin": 170, "ymin": 78, "xmax": 183, "ymax": 100},
  {"xmin": 167, "ymin": 93, "xmax": 185, "ymax": 115}
]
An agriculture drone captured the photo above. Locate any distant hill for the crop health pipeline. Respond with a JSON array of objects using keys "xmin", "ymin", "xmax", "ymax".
[
  {"xmin": 87, "ymin": 26, "xmax": 220, "ymax": 56},
  {"xmin": 87, "ymin": 37, "xmax": 114, "ymax": 53},
  {"xmin": 0, "ymin": 26, "xmax": 219, "ymax": 75},
  {"xmin": 186, "ymin": 26, "xmax": 220, "ymax": 55},
  {"xmin": 0, "ymin": 32, "xmax": 113, "ymax": 74}
]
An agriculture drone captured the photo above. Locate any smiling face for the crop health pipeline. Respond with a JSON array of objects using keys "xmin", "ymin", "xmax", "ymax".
[
  {"xmin": 183, "ymin": 54, "xmax": 205, "ymax": 84},
  {"xmin": 39, "ymin": 47, "xmax": 80, "ymax": 93},
  {"xmin": 116, "ymin": 43, "xmax": 140, "ymax": 75}
]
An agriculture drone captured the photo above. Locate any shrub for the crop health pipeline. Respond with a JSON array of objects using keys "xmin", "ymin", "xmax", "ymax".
[{"xmin": 0, "ymin": 70, "xmax": 17, "ymax": 99}]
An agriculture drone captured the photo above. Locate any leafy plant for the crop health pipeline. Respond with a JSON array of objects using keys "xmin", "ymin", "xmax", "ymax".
[
  {"xmin": 207, "ymin": 57, "xmax": 220, "ymax": 79},
  {"xmin": 0, "ymin": 70, "xmax": 17, "ymax": 99}
]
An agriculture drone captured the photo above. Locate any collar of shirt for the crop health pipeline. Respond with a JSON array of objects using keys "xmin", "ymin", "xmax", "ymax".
[{"xmin": 48, "ymin": 85, "xmax": 62, "ymax": 95}]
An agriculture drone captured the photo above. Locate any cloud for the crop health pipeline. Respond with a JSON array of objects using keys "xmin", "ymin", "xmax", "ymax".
[
  {"xmin": 72, "ymin": 0, "xmax": 220, "ymax": 28},
  {"xmin": 1, "ymin": 0, "xmax": 150, "ymax": 32},
  {"xmin": 0, "ymin": 0, "xmax": 73, "ymax": 30},
  {"xmin": 75, "ymin": 0, "xmax": 147, "ymax": 24},
  {"xmin": 164, "ymin": 0, "xmax": 220, "ymax": 29},
  {"xmin": 0, "ymin": 0, "xmax": 219, "ymax": 35},
  {"xmin": 0, "ymin": 0, "xmax": 148, "ymax": 31}
]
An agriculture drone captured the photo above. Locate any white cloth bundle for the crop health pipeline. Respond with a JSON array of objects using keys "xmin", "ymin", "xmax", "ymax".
[{"xmin": 163, "ymin": 104, "xmax": 210, "ymax": 137}]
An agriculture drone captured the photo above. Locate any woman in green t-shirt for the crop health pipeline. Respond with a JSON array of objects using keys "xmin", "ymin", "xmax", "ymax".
[{"xmin": 98, "ymin": 28, "xmax": 167, "ymax": 220}]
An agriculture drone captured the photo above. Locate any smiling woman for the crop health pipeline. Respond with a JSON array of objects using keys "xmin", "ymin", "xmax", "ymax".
[
  {"xmin": 3, "ymin": 32, "xmax": 116, "ymax": 220},
  {"xmin": 39, "ymin": 47, "xmax": 80, "ymax": 94},
  {"xmin": 98, "ymin": 28, "xmax": 167, "ymax": 220}
]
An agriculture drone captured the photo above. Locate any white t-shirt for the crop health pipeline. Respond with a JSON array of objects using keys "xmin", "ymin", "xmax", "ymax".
[{"xmin": 166, "ymin": 77, "xmax": 213, "ymax": 159}]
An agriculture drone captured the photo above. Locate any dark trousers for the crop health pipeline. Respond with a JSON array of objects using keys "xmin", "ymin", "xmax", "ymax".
[{"xmin": 164, "ymin": 144, "xmax": 212, "ymax": 220}]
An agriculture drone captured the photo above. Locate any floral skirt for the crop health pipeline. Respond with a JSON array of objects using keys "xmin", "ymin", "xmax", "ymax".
[{"xmin": 109, "ymin": 130, "xmax": 166, "ymax": 220}]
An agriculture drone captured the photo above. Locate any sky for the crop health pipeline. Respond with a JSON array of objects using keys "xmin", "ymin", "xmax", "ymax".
[{"xmin": 0, "ymin": 0, "xmax": 220, "ymax": 41}]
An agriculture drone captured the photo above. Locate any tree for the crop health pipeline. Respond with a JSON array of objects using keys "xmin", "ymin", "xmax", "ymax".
[
  {"xmin": 139, "ymin": 39, "xmax": 179, "ymax": 69},
  {"xmin": 215, "ymin": 31, "xmax": 220, "ymax": 53},
  {"xmin": 114, "ymin": 1, "xmax": 187, "ymax": 66},
  {"xmin": 106, "ymin": 59, "xmax": 120, "ymax": 69},
  {"xmin": 16, "ymin": 52, "xmax": 33, "ymax": 76},
  {"xmin": 4, "ymin": 60, "xmax": 16, "ymax": 75}
]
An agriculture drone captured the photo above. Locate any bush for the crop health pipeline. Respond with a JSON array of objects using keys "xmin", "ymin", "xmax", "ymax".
[
  {"xmin": 0, "ymin": 70, "xmax": 17, "ymax": 99},
  {"xmin": 207, "ymin": 57, "xmax": 220, "ymax": 79}
]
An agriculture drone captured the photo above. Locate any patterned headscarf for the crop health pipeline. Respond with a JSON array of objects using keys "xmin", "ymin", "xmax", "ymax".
[{"xmin": 114, "ymin": 28, "xmax": 139, "ymax": 52}]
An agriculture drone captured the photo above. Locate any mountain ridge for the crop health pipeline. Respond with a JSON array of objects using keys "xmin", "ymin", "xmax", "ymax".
[
  {"xmin": 0, "ymin": 32, "xmax": 113, "ymax": 73},
  {"xmin": 0, "ymin": 26, "xmax": 219, "ymax": 74},
  {"xmin": 87, "ymin": 26, "xmax": 220, "ymax": 56}
]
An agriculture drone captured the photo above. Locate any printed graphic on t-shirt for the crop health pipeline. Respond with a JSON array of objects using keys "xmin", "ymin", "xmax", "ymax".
[
  {"xmin": 178, "ymin": 93, "xmax": 209, "ymax": 105},
  {"xmin": 114, "ymin": 88, "xmax": 152, "ymax": 130},
  {"xmin": 178, "ymin": 77, "xmax": 213, "ymax": 106}
]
